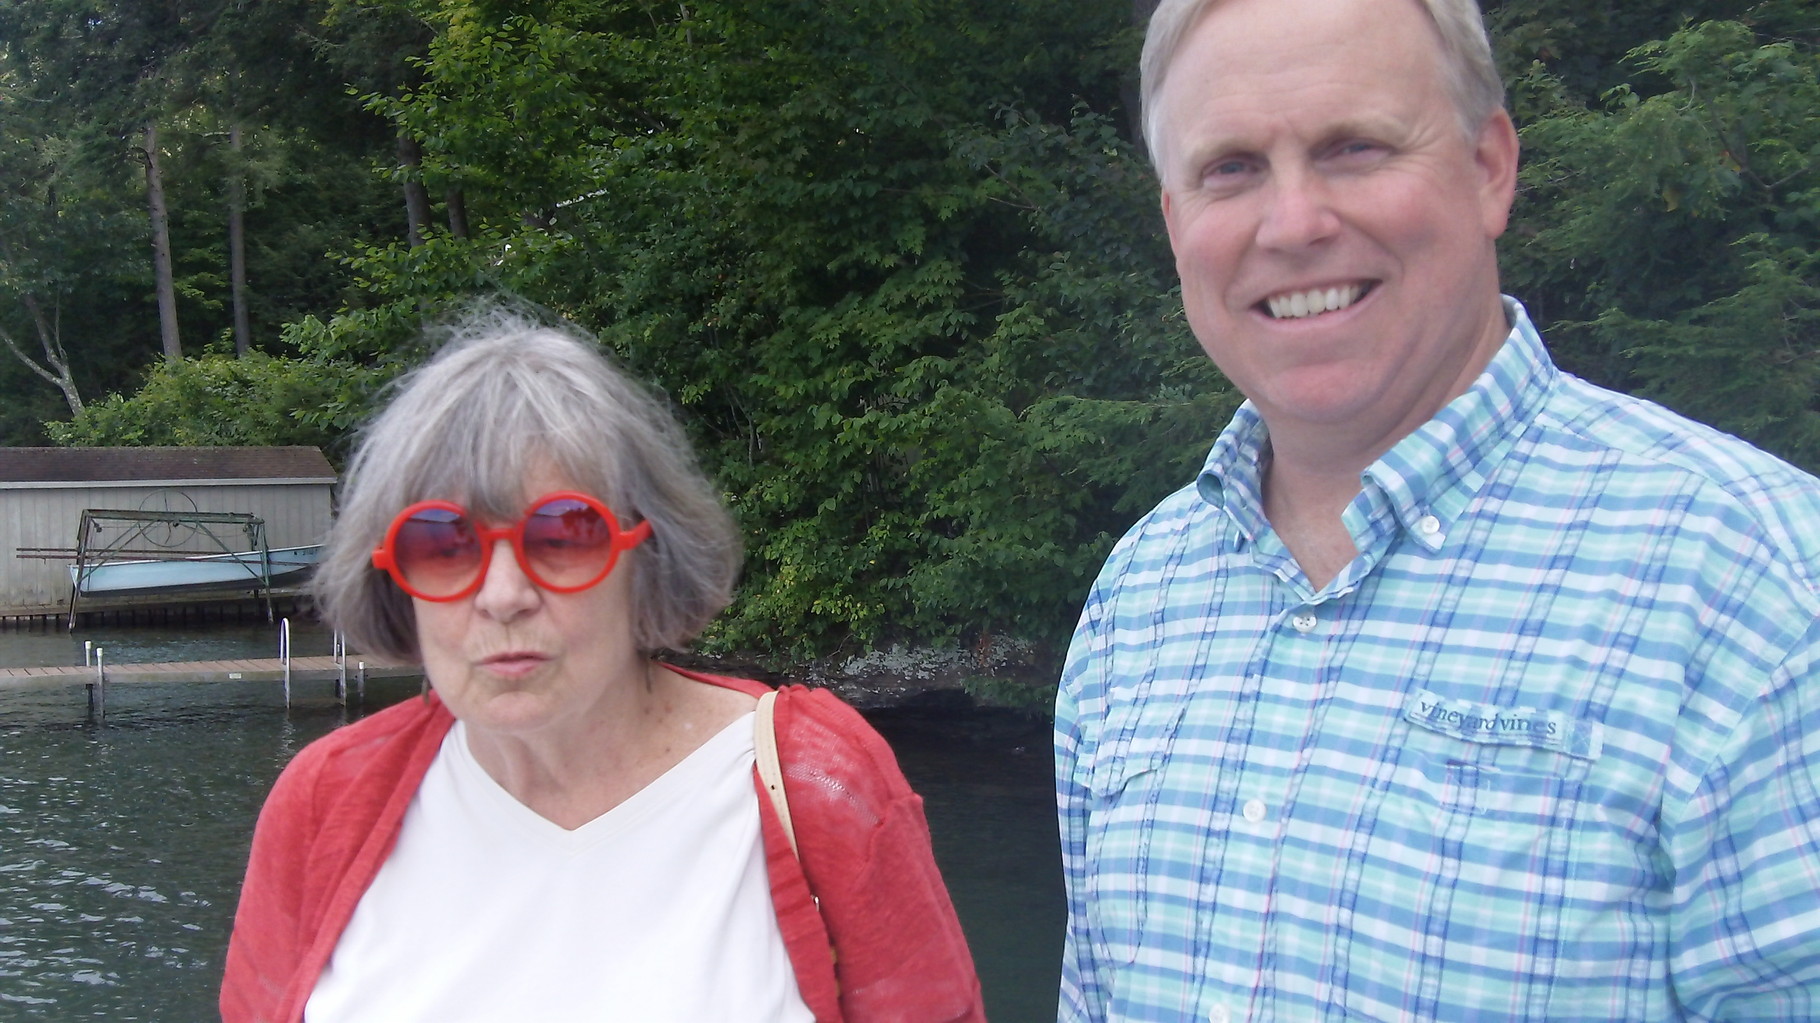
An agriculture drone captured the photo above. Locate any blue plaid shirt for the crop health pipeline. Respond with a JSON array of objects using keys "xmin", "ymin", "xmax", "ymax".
[{"xmin": 1056, "ymin": 299, "xmax": 1820, "ymax": 1022}]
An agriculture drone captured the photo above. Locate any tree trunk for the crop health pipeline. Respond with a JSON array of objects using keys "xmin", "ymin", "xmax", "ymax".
[
  {"xmin": 0, "ymin": 274, "xmax": 85, "ymax": 416},
  {"xmin": 446, "ymin": 185, "xmax": 469, "ymax": 239},
  {"xmin": 228, "ymin": 122, "xmax": 251, "ymax": 357},
  {"xmin": 143, "ymin": 121, "xmax": 182, "ymax": 361},
  {"xmin": 398, "ymin": 133, "xmax": 431, "ymax": 247}
]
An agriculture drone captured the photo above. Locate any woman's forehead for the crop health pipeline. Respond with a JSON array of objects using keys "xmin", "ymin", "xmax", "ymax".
[{"xmin": 409, "ymin": 449, "xmax": 611, "ymax": 514}]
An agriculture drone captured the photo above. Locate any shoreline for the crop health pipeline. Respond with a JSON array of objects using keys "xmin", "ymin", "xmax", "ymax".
[{"xmin": 669, "ymin": 641, "xmax": 1058, "ymax": 715}]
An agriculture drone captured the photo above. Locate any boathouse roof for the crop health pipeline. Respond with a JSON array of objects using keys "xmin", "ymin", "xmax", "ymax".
[{"xmin": 0, "ymin": 447, "xmax": 336, "ymax": 486}]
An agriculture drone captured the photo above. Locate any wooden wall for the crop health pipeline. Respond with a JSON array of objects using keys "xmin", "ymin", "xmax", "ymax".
[{"xmin": 0, "ymin": 482, "xmax": 333, "ymax": 612}]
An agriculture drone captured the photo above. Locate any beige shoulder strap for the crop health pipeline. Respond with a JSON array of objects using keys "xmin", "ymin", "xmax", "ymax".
[{"xmin": 754, "ymin": 689, "xmax": 799, "ymax": 858}]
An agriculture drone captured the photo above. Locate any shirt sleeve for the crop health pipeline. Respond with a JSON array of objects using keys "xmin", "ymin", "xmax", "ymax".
[
  {"xmin": 1056, "ymin": 598, "xmax": 1108, "ymax": 1023},
  {"xmin": 1668, "ymin": 624, "xmax": 1820, "ymax": 1020},
  {"xmin": 779, "ymin": 686, "xmax": 986, "ymax": 1023},
  {"xmin": 220, "ymin": 742, "xmax": 325, "ymax": 1023}
]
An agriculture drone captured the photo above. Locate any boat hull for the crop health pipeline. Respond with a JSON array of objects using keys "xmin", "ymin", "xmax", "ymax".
[{"xmin": 70, "ymin": 546, "xmax": 322, "ymax": 597}]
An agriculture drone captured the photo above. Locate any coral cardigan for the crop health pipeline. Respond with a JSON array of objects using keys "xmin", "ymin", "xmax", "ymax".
[{"xmin": 220, "ymin": 669, "xmax": 985, "ymax": 1023}]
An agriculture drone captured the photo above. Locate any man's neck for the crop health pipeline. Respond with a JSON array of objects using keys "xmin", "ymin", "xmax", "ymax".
[
  {"xmin": 1254, "ymin": 293, "xmax": 1514, "ymax": 589},
  {"xmin": 1261, "ymin": 452, "xmax": 1363, "ymax": 591}
]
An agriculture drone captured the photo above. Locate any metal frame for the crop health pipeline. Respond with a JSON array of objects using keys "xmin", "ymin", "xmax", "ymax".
[{"xmin": 66, "ymin": 508, "xmax": 276, "ymax": 629}]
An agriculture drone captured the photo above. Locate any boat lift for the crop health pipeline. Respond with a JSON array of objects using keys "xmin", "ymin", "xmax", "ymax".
[{"xmin": 66, "ymin": 508, "xmax": 283, "ymax": 629}]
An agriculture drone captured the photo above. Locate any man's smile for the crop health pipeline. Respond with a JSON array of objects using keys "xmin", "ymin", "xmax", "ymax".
[{"xmin": 1261, "ymin": 281, "xmax": 1372, "ymax": 320}]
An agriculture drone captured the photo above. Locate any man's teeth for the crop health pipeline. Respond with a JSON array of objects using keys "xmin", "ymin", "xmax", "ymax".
[{"xmin": 1266, "ymin": 284, "xmax": 1365, "ymax": 319}]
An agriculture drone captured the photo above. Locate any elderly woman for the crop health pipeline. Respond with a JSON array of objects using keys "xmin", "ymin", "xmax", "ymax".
[{"xmin": 220, "ymin": 311, "xmax": 984, "ymax": 1022}]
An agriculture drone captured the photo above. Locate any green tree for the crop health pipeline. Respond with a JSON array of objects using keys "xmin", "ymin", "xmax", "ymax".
[
  {"xmin": 1502, "ymin": 17, "xmax": 1820, "ymax": 468},
  {"xmin": 1486, "ymin": 0, "xmax": 1766, "ymax": 115},
  {"xmin": 41, "ymin": 0, "xmax": 1818, "ymax": 675},
  {"xmin": 0, "ymin": 0, "xmax": 406, "ymax": 441},
  {"xmin": 0, "ymin": 55, "xmax": 158, "ymax": 431},
  {"xmin": 294, "ymin": 0, "xmax": 1225, "ymax": 661},
  {"xmin": 48, "ymin": 348, "xmax": 374, "ymax": 453}
]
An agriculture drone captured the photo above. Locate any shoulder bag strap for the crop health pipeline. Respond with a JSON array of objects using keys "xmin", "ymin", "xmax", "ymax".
[
  {"xmin": 755, "ymin": 689, "xmax": 800, "ymax": 857},
  {"xmin": 755, "ymin": 687, "xmax": 843, "ymax": 1017}
]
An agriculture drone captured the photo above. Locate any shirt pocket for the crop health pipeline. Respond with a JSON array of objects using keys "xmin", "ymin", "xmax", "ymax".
[
  {"xmin": 1356, "ymin": 737, "xmax": 1585, "ymax": 1019},
  {"xmin": 1082, "ymin": 704, "xmax": 1186, "ymax": 967},
  {"xmin": 1382, "ymin": 688, "xmax": 1594, "ymax": 868}
]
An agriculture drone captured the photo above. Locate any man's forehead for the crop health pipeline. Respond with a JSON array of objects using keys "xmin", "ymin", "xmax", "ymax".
[
  {"xmin": 1158, "ymin": 10, "xmax": 1447, "ymax": 160},
  {"xmin": 1166, "ymin": 0, "xmax": 1446, "ymax": 92},
  {"xmin": 1171, "ymin": 3, "xmax": 1445, "ymax": 104}
]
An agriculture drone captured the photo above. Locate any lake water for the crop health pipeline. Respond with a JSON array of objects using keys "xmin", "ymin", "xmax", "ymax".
[{"xmin": 0, "ymin": 622, "xmax": 1063, "ymax": 1021}]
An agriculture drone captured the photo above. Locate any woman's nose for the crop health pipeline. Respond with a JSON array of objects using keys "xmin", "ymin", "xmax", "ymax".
[{"xmin": 472, "ymin": 538, "xmax": 540, "ymax": 619}]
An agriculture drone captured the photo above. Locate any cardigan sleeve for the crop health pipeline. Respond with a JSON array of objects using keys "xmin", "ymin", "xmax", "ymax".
[
  {"xmin": 219, "ymin": 698, "xmax": 453, "ymax": 1023},
  {"xmin": 220, "ymin": 731, "xmax": 332, "ymax": 1023},
  {"xmin": 777, "ymin": 685, "xmax": 986, "ymax": 1023}
]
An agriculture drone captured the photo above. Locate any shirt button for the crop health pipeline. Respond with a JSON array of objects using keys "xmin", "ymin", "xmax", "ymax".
[
  {"xmin": 1416, "ymin": 514, "xmax": 1442, "ymax": 536},
  {"xmin": 1291, "ymin": 612, "xmax": 1317, "ymax": 633},
  {"xmin": 1242, "ymin": 798, "xmax": 1267, "ymax": 823},
  {"xmin": 1208, "ymin": 1004, "xmax": 1231, "ymax": 1023}
]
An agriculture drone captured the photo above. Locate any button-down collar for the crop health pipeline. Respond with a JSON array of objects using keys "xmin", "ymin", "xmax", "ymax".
[{"xmin": 1197, "ymin": 297, "xmax": 1555, "ymax": 564}]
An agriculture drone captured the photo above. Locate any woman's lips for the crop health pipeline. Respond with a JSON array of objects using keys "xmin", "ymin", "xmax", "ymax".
[{"xmin": 478, "ymin": 652, "xmax": 550, "ymax": 677}]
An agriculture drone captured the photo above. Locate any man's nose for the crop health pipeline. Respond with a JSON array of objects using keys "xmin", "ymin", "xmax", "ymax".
[{"xmin": 1255, "ymin": 166, "xmax": 1341, "ymax": 251}]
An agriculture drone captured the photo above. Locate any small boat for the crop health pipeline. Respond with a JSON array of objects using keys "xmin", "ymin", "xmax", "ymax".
[{"xmin": 69, "ymin": 545, "xmax": 322, "ymax": 597}]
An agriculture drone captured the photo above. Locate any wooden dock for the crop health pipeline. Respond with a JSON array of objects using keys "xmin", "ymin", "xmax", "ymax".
[
  {"xmin": 0, "ymin": 655, "xmax": 421, "ymax": 689},
  {"xmin": 0, "ymin": 592, "xmax": 311, "ymax": 630},
  {"xmin": 0, "ymin": 653, "xmax": 424, "ymax": 723}
]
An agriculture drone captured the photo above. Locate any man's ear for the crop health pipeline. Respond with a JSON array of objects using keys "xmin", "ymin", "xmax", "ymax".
[
  {"xmin": 1474, "ymin": 109, "xmax": 1520, "ymax": 239},
  {"xmin": 1161, "ymin": 186, "xmax": 1180, "ymax": 249}
]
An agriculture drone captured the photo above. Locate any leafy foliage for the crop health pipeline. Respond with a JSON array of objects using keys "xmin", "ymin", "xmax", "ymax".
[
  {"xmin": 285, "ymin": 0, "xmax": 1227, "ymax": 662},
  {"xmin": 46, "ymin": 349, "xmax": 377, "ymax": 454},
  {"xmin": 11, "ymin": 0, "xmax": 1819, "ymax": 670},
  {"xmin": 0, "ymin": 0, "xmax": 400, "ymax": 430},
  {"xmin": 1503, "ymin": 18, "xmax": 1820, "ymax": 468}
]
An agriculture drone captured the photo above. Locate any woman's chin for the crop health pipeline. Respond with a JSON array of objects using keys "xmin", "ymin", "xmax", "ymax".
[{"xmin": 447, "ymin": 686, "xmax": 573, "ymax": 737}]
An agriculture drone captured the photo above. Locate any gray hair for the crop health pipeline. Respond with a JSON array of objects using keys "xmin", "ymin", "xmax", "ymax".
[
  {"xmin": 1140, "ymin": 0, "xmax": 1504, "ymax": 171},
  {"xmin": 310, "ymin": 308, "xmax": 740, "ymax": 661}
]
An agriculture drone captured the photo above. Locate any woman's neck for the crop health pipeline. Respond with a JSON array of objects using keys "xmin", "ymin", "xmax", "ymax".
[{"xmin": 463, "ymin": 662, "xmax": 752, "ymax": 829}]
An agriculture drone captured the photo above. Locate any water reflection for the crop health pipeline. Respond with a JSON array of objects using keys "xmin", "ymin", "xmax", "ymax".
[
  {"xmin": 0, "ymin": 710, "xmax": 338, "ymax": 1020},
  {"xmin": 0, "ymin": 620, "xmax": 335, "ymax": 671},
  {"xmin": 874, "ymin": 710, "xmax": 1065, "ymax": 1022},
  {"xmin": 0, "ymin": 626, "xmax": 1063, "ymax": 1021}
]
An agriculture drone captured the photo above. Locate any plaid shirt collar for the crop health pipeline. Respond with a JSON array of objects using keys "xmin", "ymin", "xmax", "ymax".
[{"xmin": 1195, "ymin": 296, "xmax": 1556, "ymax": 564}]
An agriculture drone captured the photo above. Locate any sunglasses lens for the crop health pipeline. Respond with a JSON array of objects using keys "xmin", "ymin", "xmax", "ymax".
[
  {"xmin": 391, "ymin": 508, "xmax": 483, "ymax": 598},
  {"xmin": 521, "ymin": 497, "xmax": 617, "ymax": 589}
]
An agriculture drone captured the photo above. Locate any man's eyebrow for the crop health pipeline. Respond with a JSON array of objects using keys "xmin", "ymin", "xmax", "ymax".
[
  {"xmin": 1316, "ymin": 116, "xmax": 1399, "ymax": 143},
  {"xmin": 1186, "ymin": 114, "xmax": 1400, "ymax": 155},
  {"xmin": 1175, "ymin": 132, "xmax": 1259, "ymax": 168}
]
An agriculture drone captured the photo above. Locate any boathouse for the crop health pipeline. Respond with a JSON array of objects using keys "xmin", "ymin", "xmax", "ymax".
[{"xmin": 0, "ymin": 447, "xmax": 336, "ymax": 614}]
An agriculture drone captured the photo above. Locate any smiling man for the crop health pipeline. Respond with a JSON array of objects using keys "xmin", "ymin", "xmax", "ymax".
[{"xmin": 1054, "ymin": 0, "xmax": 1820, "ymax": 1020}]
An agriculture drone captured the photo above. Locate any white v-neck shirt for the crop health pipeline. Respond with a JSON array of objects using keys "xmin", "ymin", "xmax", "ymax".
[{"xmin": 304, "ymin": 713, "xmax": 813, "ymax": 1023}]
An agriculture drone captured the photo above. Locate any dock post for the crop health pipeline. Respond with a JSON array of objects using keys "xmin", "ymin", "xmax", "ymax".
[
  {"xmin": 279, "ymin": 617, "xmax": 292, "ymax": 708},
  {"xmin": 334, "ymin": 631, "xmax": 347, "ymax": 707},
  {"xmin": 94, "ymin": 648, "xmax": 106, "ymax": 726},
  {"xmin": 357, "ymin": 662, "xmax": 367, "ymax": 705},
  {"xmin": 84, "ymin": 640, "xmax": 96, "ymax": 720}
]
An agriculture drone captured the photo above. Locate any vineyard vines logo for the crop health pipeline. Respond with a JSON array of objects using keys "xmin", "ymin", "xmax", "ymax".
[
  {"xmin": 1412, "ymin": 695, "xmax": 1558, "ymax": 739},
  {"xmin": 1404, "ymin": 690, "xmax": 1602, "ymax": 760}
]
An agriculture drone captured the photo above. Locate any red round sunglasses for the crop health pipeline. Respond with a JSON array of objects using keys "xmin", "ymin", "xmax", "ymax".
[{"xmin": 370, "ymin": 491, "xmax": 652, "ymax": 602}]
